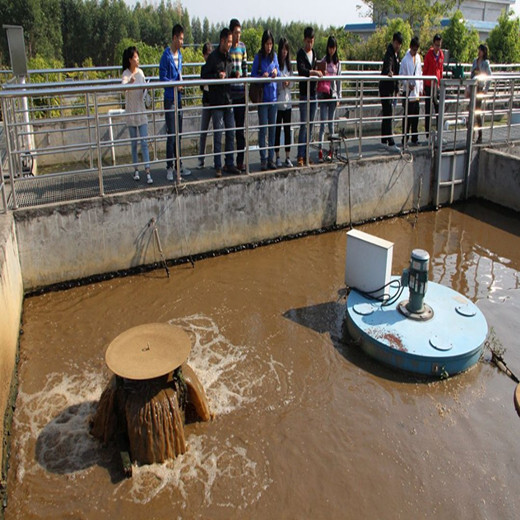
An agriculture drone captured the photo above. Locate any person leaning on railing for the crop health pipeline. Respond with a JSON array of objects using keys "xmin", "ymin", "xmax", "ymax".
[
  {"xmin": 399, "ymin": 36, "xmax": 423, "ymax": 146},
  {"xmin": 470, "ymin": 44, "xmax": 492, "ymax": 144},
  {"xmin": 422, "ymin": 34, "xmax": 444, "ymax": 140},
  {"xmin": 229, "ymin": 18, "xmax": 248, "ymax": 173},
  {"xmin": 121, "ymin": 46, "xmax": 153, "ymax": 184},
  {"xmin": 379, "ymin": 32, "xmax": 402, "ymax": 153},
  {"xmin": 160, "ymin": 23, "xmax": 191, "ymax": 183},
  {"xmin": 252, "ymin": 29, "xmax": 279, "ymax": 171},
  {"xmin": 201, "ymin": 28, "xmax": 241, "ymax": 177},
  {"xmin": 296, "ymin": 26, "xmax": 323, "ymax": 167},
  {"xmin": 197, "ymin": 42, "xmax": 213, "ymax": 169}
]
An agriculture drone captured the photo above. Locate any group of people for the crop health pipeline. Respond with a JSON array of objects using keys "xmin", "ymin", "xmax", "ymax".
[
  {"xmin": 121, "ymin": 22, "xmax": 343, "ymax": 182},
  {"xmin": 379, "ymin": 32, "xmax": 492, "ymax": 152},
  {"xmin": 121, "ymin": 24, "xmax": 493, "ymax": 183}
]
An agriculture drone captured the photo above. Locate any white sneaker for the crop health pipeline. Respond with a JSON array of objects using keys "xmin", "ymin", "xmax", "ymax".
[
  {"xmin": 146, "ymin": 173, "xmax": 153, "ymax": 184},
  {"xmin": 276, "ymin": 157, "xmax": 282, "ymax": 168},
  {"xmin": 133, "ymin": 170, "xmax": 140, "ymax": 181},
  {"xmin": 197, "ymin": 162, "xmax": 204, "ymax": 170},
  {"xmin": 181, "ymin": 167, "xmax": 191, "ymax": 177},
  {"xmin": 284, "ymin": 158, "xmax": 293, "ymax": 167},
  {"xmin": 166, "ymin": 167, "xmax": 174, "ymax": 181},
  {"xmin": 389, "ymin": 144, "xmax": 401, "ymax": 154}
]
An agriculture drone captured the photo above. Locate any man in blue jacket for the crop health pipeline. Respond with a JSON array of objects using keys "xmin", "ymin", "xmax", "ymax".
[{"xmin": 160, "ymin": 23, "xmax": 191, "ymax": 183}]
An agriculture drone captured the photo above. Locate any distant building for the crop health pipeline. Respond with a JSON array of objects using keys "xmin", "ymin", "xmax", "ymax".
[{"xmin": 345, "ymin": 0, "xmax": 515, "ymax": 41}]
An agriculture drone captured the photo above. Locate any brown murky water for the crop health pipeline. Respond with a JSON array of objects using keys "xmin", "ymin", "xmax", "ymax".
[{"xmin": 6, "ymin": 201, "xmax": 520, "ymax": 519}]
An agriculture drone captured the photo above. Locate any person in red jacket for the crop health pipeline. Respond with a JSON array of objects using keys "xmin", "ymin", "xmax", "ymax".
[{"xmin": 422, "ymin": 34, "xmax": 444, "ymax": 139}]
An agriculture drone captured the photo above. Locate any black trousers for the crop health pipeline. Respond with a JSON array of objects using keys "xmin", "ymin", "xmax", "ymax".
[
  {"xmin": 381, "ymin": 95, "xmax": 395, "ymax": 145},
  {"xmin": 275, "ymin": 108, "xmax": 292, "ymax": 154},
  {"xmin": 402, "ymin": 100, "xmax": 420, "ymax": 144},
  {"xmin": 424, "ymin": 85, "xmax": 438, "ymax": 138}
]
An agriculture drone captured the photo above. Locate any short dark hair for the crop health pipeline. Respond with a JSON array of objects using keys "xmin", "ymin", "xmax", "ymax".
[
  {"xmin": 122, "ymin": 46, "xmax": 137, "ymax": 72},
  {"xmin": 393, "ymin": 32, "xmax": 403, "ymax": 44},
  {"xmin": 410, "ymin": 36, "xmax": 420, "ymax": 49},
  {"xmin": 220, "ymin": 28, "xmax": 231, "ymax": 42},
  {"xmin": 433, "ymin": 34, "xmax": 442, "ymax": 43},
  {"xmin": 230, "ymin": 18, "xmax": 241, "ymax": 32},
  {"xmin": 202, "ymin": 42, "xmax": 212, "ymax": 56},
  {"xmin": 304, "ymin": 26, "xmax": 314, "ymax": 40},
  {"xmin": 172, "ymin": 24, "xmax": 183, "ymax": 39}
]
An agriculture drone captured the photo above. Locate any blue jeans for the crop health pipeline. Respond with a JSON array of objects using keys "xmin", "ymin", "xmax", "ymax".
[
  {"xmin": 319, "ymin": 98, "xmax": 337, "ymax": 150},
  {"xmin": 298, "ymin": 95, "xmax": 318, "ymax": 159},
  {"xmin": 198, "ymin": 104, "xmax": 212, "ymax": 166},
  {"xmin": 128, "ymin": 124, "xmax": 150, "ymax": 169},
  {"xmin": 212, "ymin": 107, "xmax": 235, "ymax": 169},
  {"xmin": 164, "ymin": 97, "xmax": 183, "ymax": 169},
  {"xmin": 258, "ymin": 103, "xmax": 278, "ymax": 163}
]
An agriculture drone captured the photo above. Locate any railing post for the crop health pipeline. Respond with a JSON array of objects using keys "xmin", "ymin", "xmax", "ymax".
[
  {"xmin": 85, "ymin": 93, "xmax": 94, "ymax": 170},
  {"xmin": 245, "ymin": 81, "xmax": 250, "ymax": 174},
  {"xmin": 305, "ymin": 79, "xmax": 311, "ymax": 165},
  {"xmin": 463, "ymin": 82, "xmax": 477, "ymax": 201},
  {"xmin": 174, "ymin": 85, "xmax": 181, "ymax": 183},
  {"xmin": 507, "ymin": 79, "xmax": 515, "ymax": 143},
  {"xmin": 93, "ymin": 93, "xmax": 105, "ymax": 197},
  {"xmin": 3, "ymin": 97, "xmax": 19, "ymax": 209},
  {"xmin": 358, "ymin": 80, "xmax": 363, "ymax": 158},
  {"xmin": 434, "ymin": 82, "xmax": 447, "ymax": 208},
  {"xmin": 403, "ymin": 83, "xmax": 409, "ymax": 150},
  {"xmin": 489, "ymin": 81, "xmax": 497, "ymax": 143}
]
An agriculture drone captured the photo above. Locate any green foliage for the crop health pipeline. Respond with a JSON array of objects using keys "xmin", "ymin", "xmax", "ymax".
[
  {"xmin": 27, "ymin": 54, "xmax": 65, "ymax": 118},
  {"xmin": 487, "ymin": 10, "xmax": 520, "ymax": 64},
  {"xmin": 352, "ymin": 19, "xmax": 412, "ymax": 61},
  {"xmin": 360, "ymin": 0, "xmax": 454, "ymax": 31},
  {"xmin": 442, "ymin": 10, "xmax": 480, "ymax": 63},
  {"xmin": 241, "ymin": 27, "xmax": 263, "ymax": 59}
]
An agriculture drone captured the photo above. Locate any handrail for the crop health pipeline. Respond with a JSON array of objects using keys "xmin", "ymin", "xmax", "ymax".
[{"xmin": 3, "ymin": 71, "xmax": 520, "ymax": 213}]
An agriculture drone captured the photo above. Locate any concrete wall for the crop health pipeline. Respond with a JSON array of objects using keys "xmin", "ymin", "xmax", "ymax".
[
  {"xmin": 477, "ymin": 148, "xmax": 520, "ymax": 212},
  {"xmin": 0, "ymin": 214, "xmax": 23, "ymax": 464},
  {"xmin": 14, "ymin": 151, "xmax": 432, "ymax": 291}
]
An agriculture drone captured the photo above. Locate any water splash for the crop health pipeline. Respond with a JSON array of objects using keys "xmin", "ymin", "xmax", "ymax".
[{"xmin": 12, "ymin": 314, "xmax": 284, "ymax": 509}]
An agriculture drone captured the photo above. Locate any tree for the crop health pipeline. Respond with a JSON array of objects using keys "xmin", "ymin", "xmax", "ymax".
[
  {"xmin": 442, "ymin": 10, "xmax": 479, "ymax": 63},
  {"xmin": 352, "ymin": 18, "xmax": 412, "ymax": 61},
  {"xmin": 241, "ymin": 27, "xmax": 263, "ymax": 58},
  {"xmin": 359, "ymin": 0, "xmax": 454, "ymax": 32},
  {"xmin": 487, "ymin": 10, "xmax": 520, "ymax": 64}
]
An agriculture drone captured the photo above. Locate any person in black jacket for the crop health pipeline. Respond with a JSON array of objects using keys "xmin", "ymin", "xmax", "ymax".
[
  {"xmin": 201, "ymin": 28, "xmax": 240, "ymax": 177},
  {"xmin": 379, "ymin": 32, "xmax": 403, "ymax": 152},
  {"xmin": 296, "ymin": 26, "xmax": 323, "ymax": 166},
  {"xmin": 198, "ymin": 42, "xmax": 213, "ymax": 169}
]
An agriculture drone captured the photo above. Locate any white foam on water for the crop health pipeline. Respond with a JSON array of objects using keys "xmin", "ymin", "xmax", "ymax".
[
  {"xmin": 126, "ymin": 433, "xmax": 272, "ymax": 509},
  {"xmin": 13, "ymin": 369, "xmax": 105, "ymax": 482},
  {"xmin": 13, "ymin": 315, "xmax": 287, "ymax": 511}
]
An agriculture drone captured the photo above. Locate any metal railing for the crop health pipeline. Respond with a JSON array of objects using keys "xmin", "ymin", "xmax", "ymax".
[{"xmin": 2, "ymin": 72, "xmax": 520, "ymax": 212}]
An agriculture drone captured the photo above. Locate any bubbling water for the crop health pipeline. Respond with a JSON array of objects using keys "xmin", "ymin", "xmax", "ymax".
[{"xmin": 11, "ymin": 315, "xmax": 284, "ymax": 509}]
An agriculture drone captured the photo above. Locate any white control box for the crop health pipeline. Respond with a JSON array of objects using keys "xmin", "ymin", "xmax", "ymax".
[{"xmin": 345, "ymin": 229, "xmax": 394, "ymax": 300}]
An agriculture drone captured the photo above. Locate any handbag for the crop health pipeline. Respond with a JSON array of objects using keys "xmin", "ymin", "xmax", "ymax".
[
  {"xmin": 143, "ymin": 90, "xmax": 152, "ymax": 109},
  {"xmin": 317, "ymin": 80, "xmax": 331, "ymax": 95},
  {"xmin": 249, "ymin": 58, "xmax": 264, "ymax": 104}
]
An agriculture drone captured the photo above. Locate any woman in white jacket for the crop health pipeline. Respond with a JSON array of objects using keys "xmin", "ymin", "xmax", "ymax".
[
  {"xmin": 399, "ymin": 36, "xmax": 423, "ymax": 146},
  {"xmin": 274, "ymin": 38, "xmax": 293, "ymax": 168},
  {"xmin": 122, "ymin": 46, "xmax": 152, "ymax": 184}
]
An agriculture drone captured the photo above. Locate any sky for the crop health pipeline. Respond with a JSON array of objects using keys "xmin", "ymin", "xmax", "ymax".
[{"xmin": 125, "ymin": 0, "xmax": 371, "ymax": 28}]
